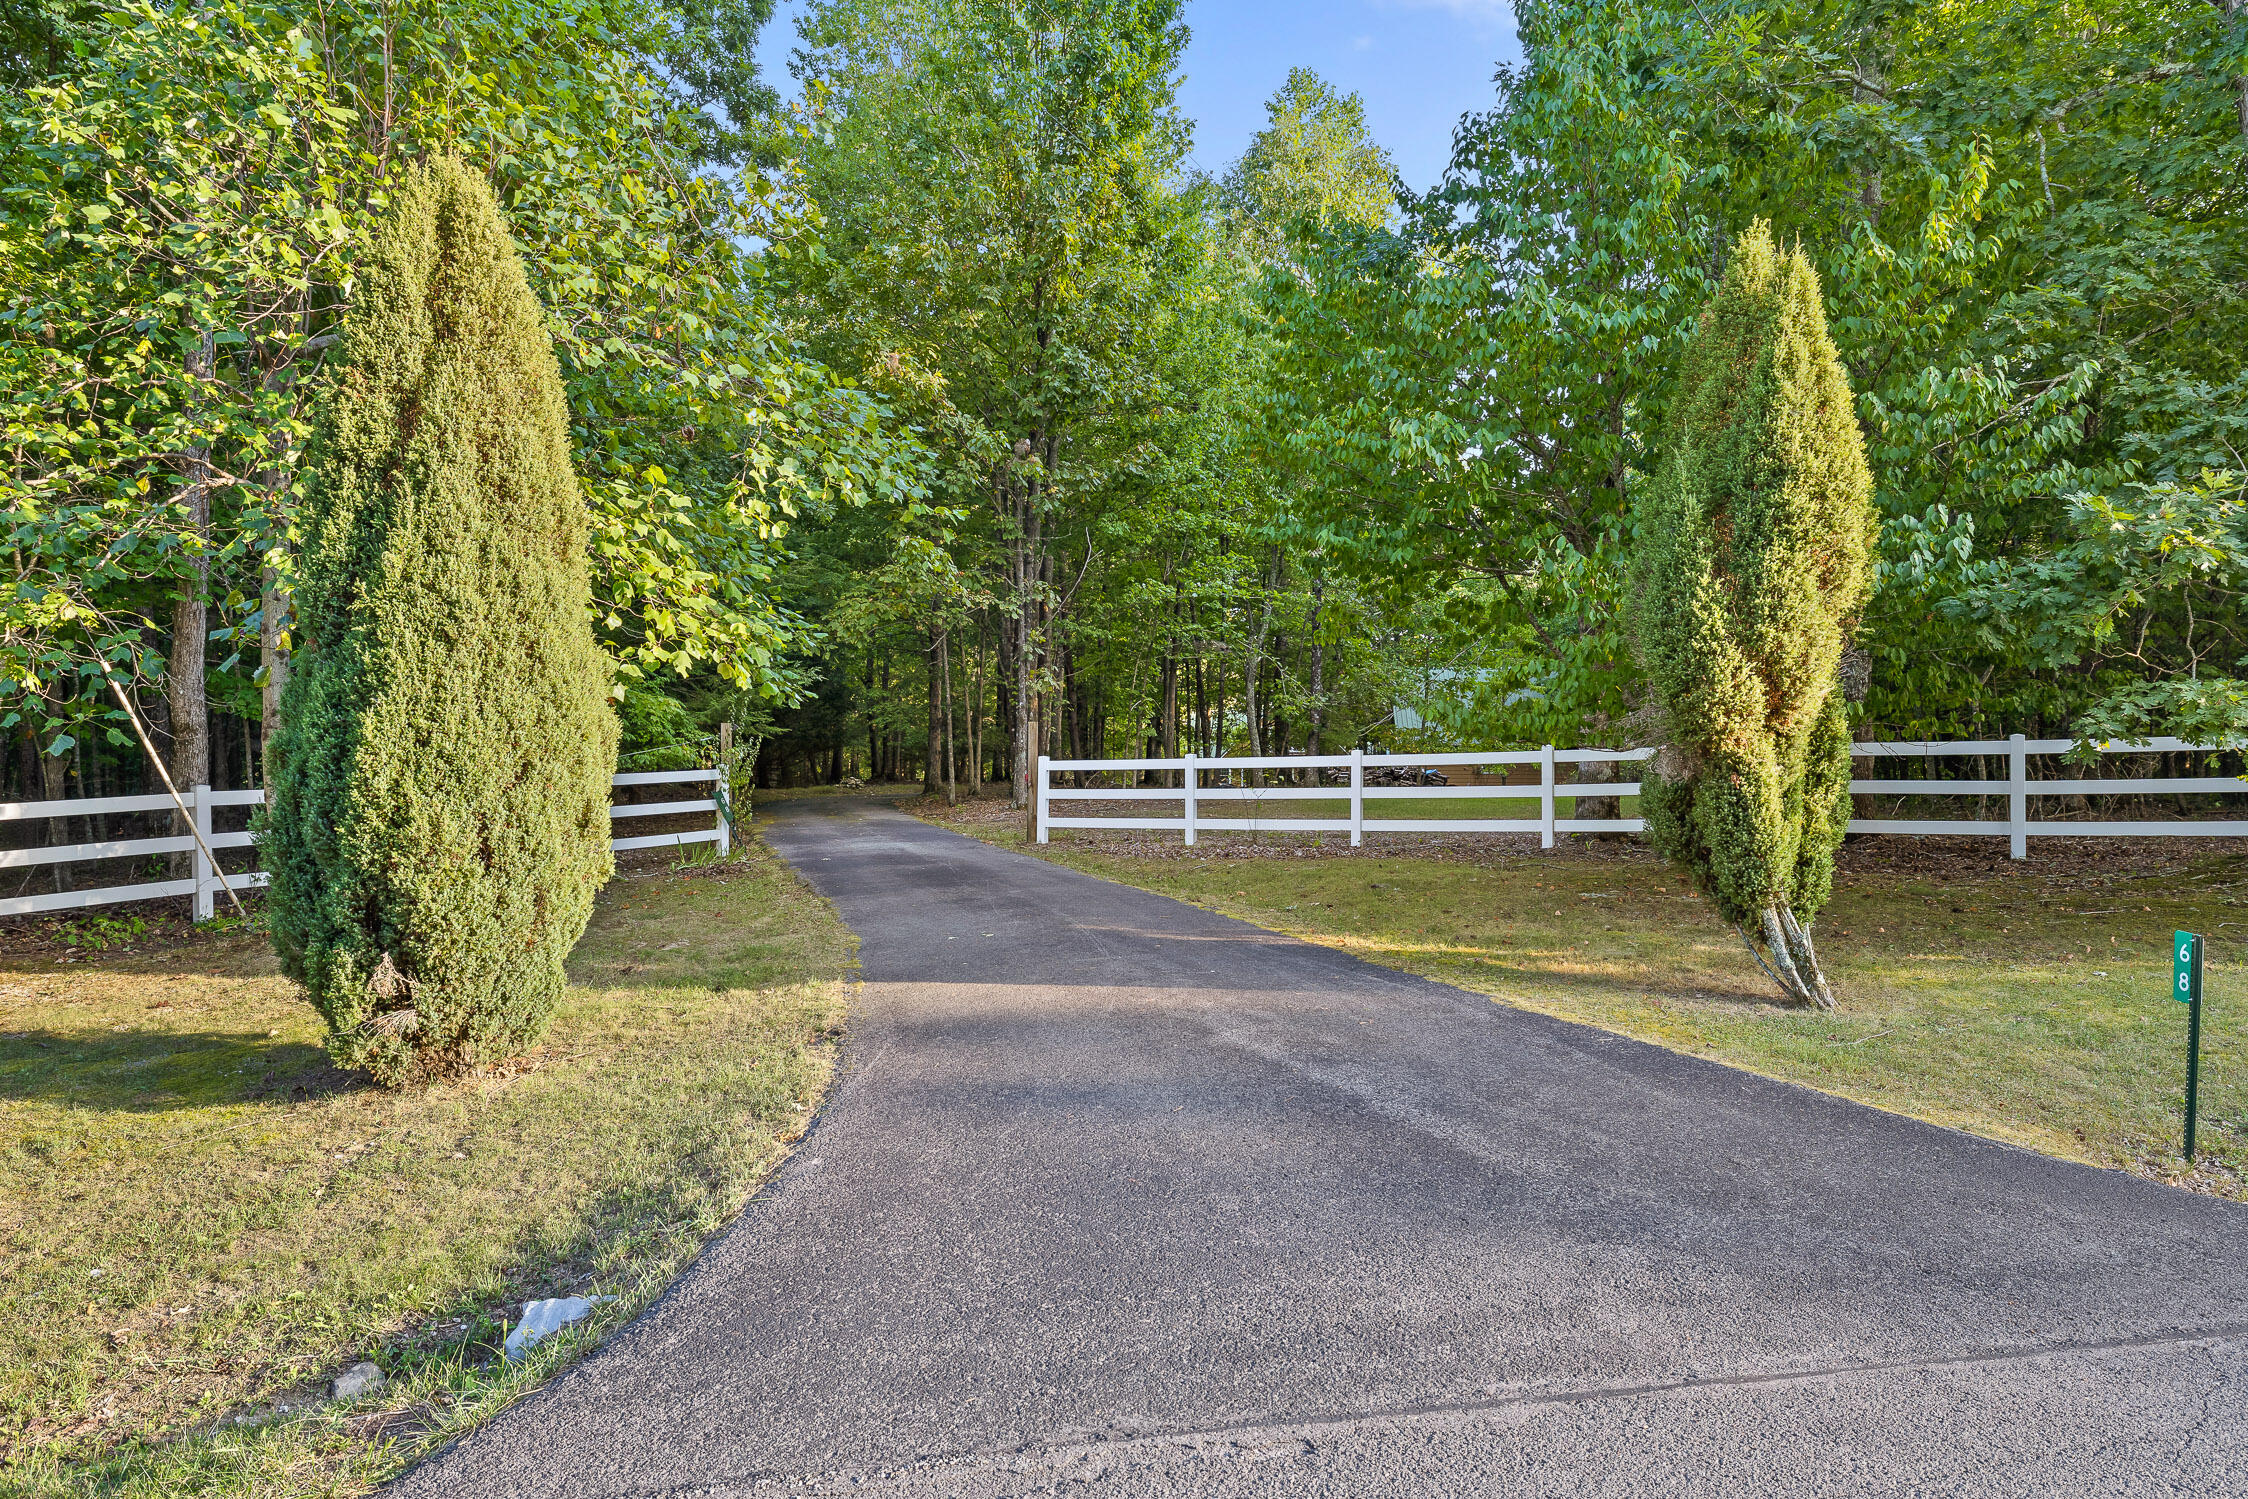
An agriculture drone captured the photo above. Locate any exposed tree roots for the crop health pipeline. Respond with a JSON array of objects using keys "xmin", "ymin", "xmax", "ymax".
[{"xmin": 1738, "ymin": 904, "xmax": 1836, "ymax": 1010}]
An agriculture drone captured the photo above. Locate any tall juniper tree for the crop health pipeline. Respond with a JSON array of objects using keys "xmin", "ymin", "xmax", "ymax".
[
  {"xmin": 1629, "ymin": 222, "xmax": 1877, "ymax": 1010},
  {"xmin": 263, "ymin": 157, "xmax": 618, "ymax": 1084}
]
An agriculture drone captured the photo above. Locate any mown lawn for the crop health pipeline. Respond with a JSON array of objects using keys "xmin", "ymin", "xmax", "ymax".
[
  {"xmin": 0, "ymin": 838, "xmax": 852, "ymax": 1497},
  {"xmin": 923, "ymin": 796, "xmax": 2248, "ymax": 1201}
]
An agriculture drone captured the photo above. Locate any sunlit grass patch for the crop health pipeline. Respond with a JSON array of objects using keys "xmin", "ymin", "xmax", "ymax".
[{"xmin": 0, "ymin": 838, "xmax": 853, "ymax": 1496}]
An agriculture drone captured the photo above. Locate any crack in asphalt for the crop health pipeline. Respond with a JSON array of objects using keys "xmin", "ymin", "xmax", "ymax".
[{"xmin": 2167, "ymin": 1339, "xmax": 2233, "ymax": 1464}]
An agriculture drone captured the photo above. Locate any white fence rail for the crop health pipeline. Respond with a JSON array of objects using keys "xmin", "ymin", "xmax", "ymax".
[
  {"xmin": 0, "ymin": 767, "xmax": 728, "ymax": 922},
  {"xmin": 1035, "ymin": 734, "xmax": 2245, "ymax": 860},
  {"xmin": 608, "ymin": 767, "xmax": 730, "ymax": 858},
  {"xmin": 0, "ymin": 787, "xmax": 268, "ymax": 922}
]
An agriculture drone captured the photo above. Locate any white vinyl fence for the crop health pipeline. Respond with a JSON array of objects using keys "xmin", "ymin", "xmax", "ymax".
[
  {"xmin": 1036, "ymin": 735, "xmax": 2247, "ymax": 860},
  {"xmin": 0, "ymin": 766, "xmax": 728, "ymax": 923}
]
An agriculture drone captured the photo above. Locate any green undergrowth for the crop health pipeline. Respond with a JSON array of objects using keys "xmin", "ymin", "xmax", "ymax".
[
  {"xmin": 0, "ymin": 838, "xmax": 853, "ymax": 1497},
  {"xmin": 926, "ymin": 800, "xmax": 2248, "ymax": 1200}
]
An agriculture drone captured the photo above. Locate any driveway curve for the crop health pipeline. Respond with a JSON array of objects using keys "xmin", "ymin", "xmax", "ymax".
[{"xmin": 394, "ymin": 796, "xmax": 2248, "ymax": 1497}]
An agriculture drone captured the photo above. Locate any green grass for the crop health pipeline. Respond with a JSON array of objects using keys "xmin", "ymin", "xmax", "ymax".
[
  {"xmin": 0, "ymin": 838, "xmax": 853, "ymax": 1497},
  {"xmin": 925, "ymin": 800, "xmax": 2248, "ymax": 1200}
]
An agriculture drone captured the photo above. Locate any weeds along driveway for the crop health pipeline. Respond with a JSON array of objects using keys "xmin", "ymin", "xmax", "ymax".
[{"xmin": 394, "ymin": 797, "xmax": 2248, "ymax": 1498}]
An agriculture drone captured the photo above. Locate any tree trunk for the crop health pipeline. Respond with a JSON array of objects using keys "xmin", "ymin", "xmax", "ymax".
[
  {"xmin": 967, "ymin": 616, "xmax": 985, "ymax": 794},
  {"xmin": 1269, "ymin": 665, "xmax": 1288, "ymax": 763},
  {"xmin": 210, "ymin": 711, "xmax": 231, "ymax": 792},
  {"xmin": 1157, "ymin": 653, "xmax": 1178, "ymax": 785},
  {"xmin": 1778, "ymin": 905, "xmax": 1837, "ymax": 1010},
  {"xmin": 2229, "ymin": 0, "xmax": 2248, "ymax": 148},
  {"xmin": 1013, "ymin": 593, "xmax": 1036, "ymax": 810},
  {"xmin": 168, "ymin": 335, "xmax": 217, "ymax": 875},
  {"xmin": 1304, "ymin": 579, "xmax": 1325, "ymax": 785},
  {"xmin": 992, "ymin": 617, "xmax": 1011, "ymax": 789},
  {"xmin": 13, "ymin": 726, "xmax": 36, "ymax": 805},
  {"xmin": 1243, "ymin": 576, "xmax": 1273, "ymax": 786},
  {"xmin": 940, "ymin": 627, "xmax": 957, "ymax": 804},
  {"xmin": 169, "ymin": 568, "xmax": 212, "ymax": 795},
  {"xmin": 1215, "ymin": 653, "xmax": 1229, "ymax": 759},
  {"xmin": 1575, "ymin": 751, "xmax": 1619, "ymax": 825},
  {"xmin": 39, "ymin": 733, "xmax": 69, "ymax": 893},
  {"xmin": 1738, "ymin": 903, "xmax": 1836, "ymax": 1010},
  {"xmin": 925, "ymin": 624, "xmax": 945, "ymax": 796},
  {"xmin": 1192, "ymin": 652, "xmax": 1207, "ymax": 758},
  {"xmin": 256, "ymin": 492, "xmax": 290, "ymax": 790}
]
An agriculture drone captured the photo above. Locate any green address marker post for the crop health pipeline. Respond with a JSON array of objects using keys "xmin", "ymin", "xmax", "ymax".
[{"xmin": 2175, "ymin": 930, "xmax": 2205, "ymax": 1161}]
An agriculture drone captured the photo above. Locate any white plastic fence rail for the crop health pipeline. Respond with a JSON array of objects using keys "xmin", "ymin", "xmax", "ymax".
[
  {"xmin": 0, "ymin": 786, "xmax": 268, "ymax": 922},
  {"xmin": 608, "ymin": 767, "xmax": 729, "ymax": 859},
  {"xmin": 0, "ymin": 767, "xmax": 728, "ymax": 922},
  {"xmin": 1035, "ymin": 735, "xmax": 2243, "ymax": 861}
]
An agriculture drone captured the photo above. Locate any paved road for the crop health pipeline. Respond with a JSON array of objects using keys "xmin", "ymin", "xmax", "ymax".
[{"xmin": 397, "ymin": 798, "xmax": 2248, "ymax": 1497}]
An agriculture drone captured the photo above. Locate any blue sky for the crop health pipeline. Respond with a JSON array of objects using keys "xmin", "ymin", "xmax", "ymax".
[{"xmin": 754, "ymin": 1, "xmax": 1524, "ymax": 195}]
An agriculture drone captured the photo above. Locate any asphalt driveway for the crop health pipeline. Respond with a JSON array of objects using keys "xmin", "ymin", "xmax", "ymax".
[{"xmin": 394, "ymin": 797, "xmax": 2248, "ymax": 1496}]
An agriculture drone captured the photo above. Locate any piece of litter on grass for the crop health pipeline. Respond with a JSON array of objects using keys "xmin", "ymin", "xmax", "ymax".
[
  {"xmin": 330, "ymin": 1361, "xmax": 385, "ymax": 1400},
  {"xmin": 503, "ymin": 1296, "xmax": 613, "ymax": 1362}
]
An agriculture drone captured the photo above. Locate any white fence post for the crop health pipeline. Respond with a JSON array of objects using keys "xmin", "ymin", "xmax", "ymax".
[
  {"xmin": 1036, "ymin": 755, "xmax": 1051, "ymax": 844},
  {"xmin": 191, "ymin": 783, "xmax": 215, "ymax": 923},
  {"xmin": 1183, "ymin": 752, "xmax": 1198, "ymax": 847},
  {"xmin": 1349, "ymin": 746, "xmax": 1364, "ymax": 848},
  {"xmin": 2009, "ymin": 732, "xmax": 2027, "ymax": 861},
  {"xmin": 715, "ymin": 723, "xmax": 733, "ymax": 860},
  {"xmin": 25, "ymin": 737, "xmax": 2248, "ymax": 921},
  {"xmin": 1539, "ymin": 746, "xmax": 1556, "ymax": 850},
  {"xmin": 713, "ymin": 767, "xmax": 731, "ymax": 860}
]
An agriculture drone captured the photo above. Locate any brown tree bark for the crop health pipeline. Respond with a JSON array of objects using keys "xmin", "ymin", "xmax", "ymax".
[
  {"xmin": 260, "ymin": 563, "xmax": 288, "ymax": 788},
  {"xmin": 966, "ymin": 615, "xmax": 985, "ymax": 794},
  {"xmin": 1304, "ymin": 577, "xmax": 1326, "ymax": 786},
  {"xmin": 940, "ymin": 626, "xmax": 957, "ymax": 804},
  {"xmin": 38, "ymin": 724, "xmax": 69, "ymax": 892},
  {"xmin": 166, "ymin": 335, "xmax": 218, "ymax": 874},
  {"xmin": 925, "ymin": 624, "xmax": 946, "ymax": 796}
]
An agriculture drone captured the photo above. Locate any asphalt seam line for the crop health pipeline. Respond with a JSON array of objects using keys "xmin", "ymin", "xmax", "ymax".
[{"xmin": 653, "ymin": 1324, "xmax": 2248, "ymax": 1497}]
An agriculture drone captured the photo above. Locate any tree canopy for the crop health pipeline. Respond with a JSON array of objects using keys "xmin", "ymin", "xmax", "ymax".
[{"xmin": 6, "ymin": 0, "xmax": 2244, "ymax": 850}]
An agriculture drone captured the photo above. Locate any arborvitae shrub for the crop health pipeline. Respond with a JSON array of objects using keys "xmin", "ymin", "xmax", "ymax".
[
  {"xmin": 262, "ymin": 157, "xmax": 618, "ymax": 1084},
  {"xmin": 1628, "ymin": 222, "xmax": 1877, "ymax": 1009}
]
